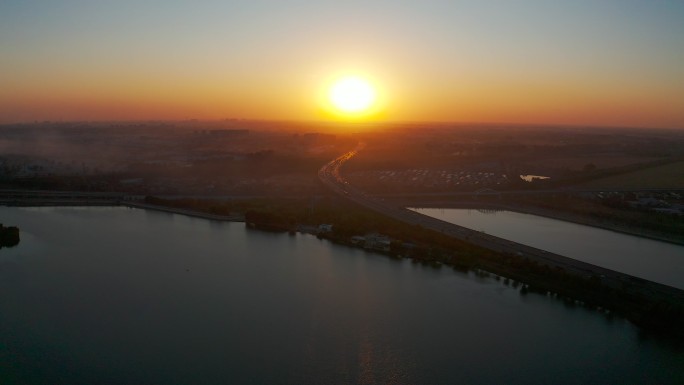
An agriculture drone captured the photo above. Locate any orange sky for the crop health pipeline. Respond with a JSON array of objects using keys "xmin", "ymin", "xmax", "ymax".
[{"xmin": 2, "ymin": 1, "xmax": 683, "ymax": 128}]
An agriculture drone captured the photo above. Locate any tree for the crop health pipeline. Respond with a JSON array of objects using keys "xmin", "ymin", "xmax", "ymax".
[{"xmin": 0, "ymin": 224, "xmax": 20, "ymax": 248}]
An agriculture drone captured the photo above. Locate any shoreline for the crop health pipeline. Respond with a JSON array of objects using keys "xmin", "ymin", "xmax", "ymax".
[
  {"xmin": 403, "ymin": 200, "xmax": 684, "ymax": 246},
  {"xmin": 123, "ymin": 201, "xmax": 245, "ymax": 222}
]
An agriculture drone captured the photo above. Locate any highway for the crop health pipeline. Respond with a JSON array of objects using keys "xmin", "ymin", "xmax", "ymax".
[
  {"xmin": 372, "ymin": 188, "xmax": 684, "ymax": 199},
  {"xmin": 318, "ymin": 144, "xmax": 684, "ymax": 298}
]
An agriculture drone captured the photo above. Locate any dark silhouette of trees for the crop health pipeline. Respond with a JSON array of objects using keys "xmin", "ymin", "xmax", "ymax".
[{"xmin": 0, "ymin": 224, "xmax": 20, "ymax": 248}]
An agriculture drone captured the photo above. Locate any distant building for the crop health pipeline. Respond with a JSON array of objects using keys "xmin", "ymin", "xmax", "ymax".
[
  {"xmin": 351, "ymin": 236, "xmax": 365, "ymax": 245},
  {"xmin": 363, "ymin": 233, "xmax": 391, "ymax": 252},
  {"xmin": 629, "ymin": 197, "xmax": 669, "ymax": 208}
]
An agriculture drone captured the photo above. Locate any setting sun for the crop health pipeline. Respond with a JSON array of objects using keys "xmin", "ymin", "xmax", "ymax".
[{"xmin": 329, "ymin": 76, "xmax": 377, "ymax": 114}]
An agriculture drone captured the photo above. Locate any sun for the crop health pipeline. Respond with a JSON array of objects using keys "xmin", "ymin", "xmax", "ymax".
[{"xmin": 329, "ymin": 76, "xmax": 377, "ymax": 114}]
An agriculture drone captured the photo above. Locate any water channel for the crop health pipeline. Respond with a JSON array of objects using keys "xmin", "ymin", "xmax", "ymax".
[
  {"xmin": 411, "ymin": 208, "xmax": 684, "ymax": 290},
  {"xmin": 0, "ymin": 206, "xmax": 682, "ymax": 384}
]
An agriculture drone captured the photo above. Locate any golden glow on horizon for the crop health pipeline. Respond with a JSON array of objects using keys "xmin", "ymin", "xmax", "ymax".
[
  {"xmin": 1, "ymin": 62, "xmax": 682, "ymax": 128},
  {"xmin": 2, "ymin": 3, "xmax": 684, "ymax": 128}
]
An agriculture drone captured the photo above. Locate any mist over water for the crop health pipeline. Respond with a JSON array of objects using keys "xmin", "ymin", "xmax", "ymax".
[{"xmin": 0, "ymin": 206, "xmax": 682, "ymax": 384}]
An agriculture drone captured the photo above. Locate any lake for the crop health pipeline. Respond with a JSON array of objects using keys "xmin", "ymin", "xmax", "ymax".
[
  {"xmin": 411, "ymin": 208, "xmax": 684, "ymax": 290},
  {"xmin": 0, "ymin": 206, "xmax": 682, "ymax": 384}
]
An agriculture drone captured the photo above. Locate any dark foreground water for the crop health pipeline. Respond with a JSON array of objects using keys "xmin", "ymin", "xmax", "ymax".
[{"xmin": 0, "ymin": 206, "xmax": 682, "ymax": 384}]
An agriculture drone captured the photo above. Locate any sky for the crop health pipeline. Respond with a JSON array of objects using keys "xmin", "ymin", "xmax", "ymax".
[{"xmin": 2, "ymin": 0, "xmax": 684, "ymax": 128}]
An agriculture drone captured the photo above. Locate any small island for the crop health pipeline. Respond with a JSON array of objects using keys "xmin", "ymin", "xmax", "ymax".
[{"xmin": 0, "ymin": 224, "xmax": 20, "ymax": 248}]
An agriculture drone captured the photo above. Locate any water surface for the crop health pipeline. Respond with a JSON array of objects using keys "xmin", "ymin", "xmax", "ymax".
[
  {"xmin": 412, "ymin": 208, "xmax": 684, "ymax": 290},
  {"xmin": 0, "ymin": 206, "xmax": 682, "ymax": 384}
]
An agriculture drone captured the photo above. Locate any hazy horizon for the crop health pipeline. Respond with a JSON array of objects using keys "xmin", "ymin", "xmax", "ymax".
[
  {"xmin": 2, "ymin": 118, "xmax": 682, "ymax": 132},
  {"xmin": 2, "ymin": 1, "xmax": 684, "ymax": 128}
]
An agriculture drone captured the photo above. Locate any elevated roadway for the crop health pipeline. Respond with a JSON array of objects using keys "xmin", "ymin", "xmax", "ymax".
[{"xmin": 373, "ymin": 188, "xmax": 684, "ymax": 199}]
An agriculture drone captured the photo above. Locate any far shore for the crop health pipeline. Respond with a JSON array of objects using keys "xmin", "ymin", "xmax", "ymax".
[
  {"xmin": 123, "ymin": 201, "xmax": 245, "ymax": 222},
  {"xmin": 3, "ymin": 196, "xmax": 681, "ymax": 246},
  {"xmin": 405, "ymin": 200, "xmax": 684, "ymax": 246}
]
